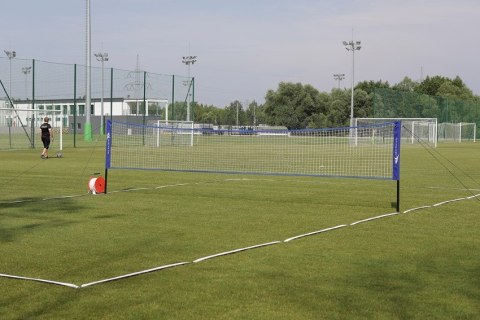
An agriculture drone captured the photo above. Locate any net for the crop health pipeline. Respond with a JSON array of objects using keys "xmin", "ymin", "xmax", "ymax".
[
  {"xmin": 355, "ymin": 118, "xmax": 437, "ymax": 147},
  {"xmin": 106, "ymin": 120, "xmax": 401, "ymax": 181},
  {"xmin": 438, "ymin": 123, "xmax": 477, "ymax": 143},
  {"xmin": 0, "ymin": 107, "xmax": 63, "ymax": 150},
  {"xmin": 146, "ymin": 120, "xmax": 194, "ymax": 147}
]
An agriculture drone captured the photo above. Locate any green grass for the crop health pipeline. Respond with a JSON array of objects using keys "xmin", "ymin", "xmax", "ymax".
[{"xmin": 0, "ymin": 142, "xmax": 479, "ymax": 319}]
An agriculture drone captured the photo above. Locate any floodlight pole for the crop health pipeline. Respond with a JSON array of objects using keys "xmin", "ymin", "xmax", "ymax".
[
  {"xmin": 95, "ymin": 52, "xmax": 109, "ymax": 135},
  {"xmin": 22, "ymin": 66, "xmax": 32, "ymax": 99},
  {"xmin": 4, "ymin": 50, "xmax": 16, "ymax": 103},
  {"xmin": 343, "ymin": 40, "xmax": 361, "ymax": 129},
  {"xmin": 333, "ymin": 73, "xmax": 345, "ymax": 89},
  {"xmin": 182, "ymin": 55, "xmax": 197, "ymax": 122},
  {"xmin": 84, "ymin": 0, "xmax": 92, "ymax": 141}
]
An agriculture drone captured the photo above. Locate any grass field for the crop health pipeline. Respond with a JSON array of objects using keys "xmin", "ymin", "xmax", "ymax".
[{"xmin": 0, "ymin": 137, "xmax": 479, "ymax": 319}]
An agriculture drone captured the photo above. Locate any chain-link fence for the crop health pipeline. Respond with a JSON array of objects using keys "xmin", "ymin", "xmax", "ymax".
[
  {"xmin": 373, "ymin": 88, "xmax": 480, "ymax": 139},
  {"xmin": 0, "ymin": 57, "xmax": 193, "ymax": 149}
]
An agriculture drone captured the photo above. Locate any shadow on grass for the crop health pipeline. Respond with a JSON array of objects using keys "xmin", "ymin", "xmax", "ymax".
[{"xmin": 0, "ymin": 196, "xmax": 89, "ymax": 243}]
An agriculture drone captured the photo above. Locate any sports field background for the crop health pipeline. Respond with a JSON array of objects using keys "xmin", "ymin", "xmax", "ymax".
[{"xmin": 0, "ymin": 137, "xmax": 479, "ymax": 319}]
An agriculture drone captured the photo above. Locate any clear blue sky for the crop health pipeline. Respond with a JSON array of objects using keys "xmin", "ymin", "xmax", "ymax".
[{"xmin": 1, "ymin": 0, "xmax": 479, "ymax": 106}]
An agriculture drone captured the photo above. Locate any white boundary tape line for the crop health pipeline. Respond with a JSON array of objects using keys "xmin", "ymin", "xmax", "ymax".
[
  {"xmin": 0, "ymin": 273, "xmax": 79, "ymax": 289},
  {"xmin": 3, "ymin": 185, "xmax": 479, "ymax": 288},
  {"xmin": 284, "ymin": 225, "xmax": 347, "ymax": 243},
  {"xmin": 403, "ymin": 205, "xmax": 431, "ymax": 214},
  {"xmin": 433, "ymin": 197, "xmax": 466, "ymax": 207},
  {"xmin": 193, "ymin": 241, "xmax": 281, "ymax": 263},
  {"xmin": 350, "ymin": 212, "xmax": 399, "ymax": 226},
  {"xmin": 42, "ymin": 194, "xmax": 86, "ymax": 201},
  {"xmin": 156, "ymin": 183, "xmax": 190, "ymax": 189},
  {"xmin": 80, "ymin": 262, "xmax": 189, "ymax": 288}
]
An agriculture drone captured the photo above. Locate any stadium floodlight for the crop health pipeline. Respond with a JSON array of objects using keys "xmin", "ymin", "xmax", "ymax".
[
  {"xmin": 333, "ymin": 73, "xmax": 345, "ymax": 88},
  {"xmin": 343, "ymin": 40, "xmax": 361, "ymax": 131},
  {"xmin": 95, "ymin": 52, "xmax": 109, "ymax": 135},
  {"xmin": 182, "ymin": 55, "xmax": 197, "ymax": 122},
  {"xmin": 4, "ymin": 50, "xmax": 16, "ymax": 101}
]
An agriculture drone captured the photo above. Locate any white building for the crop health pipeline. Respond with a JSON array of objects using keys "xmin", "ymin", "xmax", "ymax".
[{"xmin": 0, "ymin": 98, "xmax": 168, "ymax": 132}]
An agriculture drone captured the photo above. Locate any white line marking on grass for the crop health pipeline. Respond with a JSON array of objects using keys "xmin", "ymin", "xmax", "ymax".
[
  {"xmin": 433, "ymin": 197, "xmax": 466, "ymax": 207},
  {"xmin": 403, "ymin": 206, "xmax": 431, "ymax": 214},
  {"xmin": 80, "ymin": 262, "xmax": 189, "ymax": 288},
  {"xmin": 0, "ymin": 273, "xmax": 79, "ymax": 289},
  {"xmin": 156, "ymin": 183, "xmax": 190, "ymax": 189},
  {"xmin": 193, "ymin": 241, "xmax": 281, "ymax": 263},
  {"xmin": 350, "ymin": 212, "xmax": 399, "ymax": 226},
  {"xmin": 121, "ymin": 187, "xmax": 151, "ymax": 192},
  {"xmin": 42, "ymin": 194, "xmax": 86, "ymax": 201},
  {"xmin": 467, "ymin": 193, "xmax": 480, "ymax": 200},
  {"xmin": 427, "ymin": 186, "xmax": 480, "ymax": 192},
  {"xmin": 284, "ymin": 225, "xmax": 347, "ymax": 243}
]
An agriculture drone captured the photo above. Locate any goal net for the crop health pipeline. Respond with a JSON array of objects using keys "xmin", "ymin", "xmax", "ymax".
[
  {"xmin": 355, "ymin": 118, "xmax": 437, "ymax": 147},
  {"xmin": 438, "ymin": 123, "xmax": 476, "ymax": 143},
  {"xmin": 0, "ymin": 107, "xmax": 63, "ymax": 151},
  {"xmin": 106, "ymin": 120, "xmax": 401, "ymax": 181},
  {"xmin": 146, "ymin": 120, "xmax": 194, "ymax": 147}
]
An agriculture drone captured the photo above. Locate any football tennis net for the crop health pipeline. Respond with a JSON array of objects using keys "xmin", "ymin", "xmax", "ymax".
[{"xmin": 106, "ymin": 120, "xmax": 401, "ymax": 181}]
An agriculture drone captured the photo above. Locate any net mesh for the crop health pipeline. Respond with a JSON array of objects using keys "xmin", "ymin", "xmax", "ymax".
[
  {"xmin": 438, "ymin": 123, "xmax": 477, "ymax": 142},
  {"xmin": 107, "ymin": 121, "xmax": 399, "ymax": 180},
  {"xmin": 355, "ymin": 118, "xmax": 437, "ymax": 147},
  {"xmin": 0, "ymin": 107, "xmax": 63, "ymax": 150}
]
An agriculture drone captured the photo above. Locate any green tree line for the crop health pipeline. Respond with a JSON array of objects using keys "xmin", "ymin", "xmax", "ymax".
[{"xmin": 191, "ymin": 75, "xmax": 479, "ymax": 129}]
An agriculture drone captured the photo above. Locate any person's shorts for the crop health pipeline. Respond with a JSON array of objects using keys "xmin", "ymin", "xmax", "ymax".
[{"xmin": 42, "ymin": 136, "xmax": 50, "ymax": 149}]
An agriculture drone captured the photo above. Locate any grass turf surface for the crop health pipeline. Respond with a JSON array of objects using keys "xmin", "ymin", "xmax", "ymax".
[{"xmin": 0, "ymin": 141, "xmax": 479, "ymax": 319}]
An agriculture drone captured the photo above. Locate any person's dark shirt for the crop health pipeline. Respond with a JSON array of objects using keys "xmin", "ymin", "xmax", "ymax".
[{"xmin": 40, "ymin": 123, "xmax": 51, "ymax": 137}]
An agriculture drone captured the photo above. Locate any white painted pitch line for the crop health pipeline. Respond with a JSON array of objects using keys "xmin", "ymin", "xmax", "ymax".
[
  {"xmin": 155, "ymin": 183, "xmax": 190, "ymax": 189},
  {"xmin": 284, "ymin": 225, "xmax": 347, "ymax": 243},
  {"xmin": 193, "ymin": 241, "xmax": 281, "ymax": 263},
  {"xmin": 0, "ymin": 273, "xmax": 79, "ymax": 289},
  {"xmin": 403, "ymin": 206, "xmax": 431, "ymax": 214},
  {"xmin": 80, "ymin": 262, "xmax": 189, "ymax": 288},
  {"xmin": 350, "ymin": 212, "xmax": 399, "ymax": 226},
  {"xmin": 122, "ymin": 187, "xmax": 151, "ymax": 192},
  {"xmin": 42, "ymin": 194, "xmax": 86, "ymax": 201},
  {"xmin": 433, "ymin": 197, "xmax": 467, "ymax": 207},
  {"xmin": 467, "ymin": 193, "xmax": 480, "ymax": 200}
]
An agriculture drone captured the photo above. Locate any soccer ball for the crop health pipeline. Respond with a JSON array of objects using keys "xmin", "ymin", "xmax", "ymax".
[{"xmin": 56, "ymin": 153, "xmax": 63, "ymax": 158}]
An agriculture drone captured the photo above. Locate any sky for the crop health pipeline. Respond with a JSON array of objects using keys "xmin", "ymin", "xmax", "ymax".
[{"xmin": 1, "ymin": 0, "xmax": 479, "ymax": 107}]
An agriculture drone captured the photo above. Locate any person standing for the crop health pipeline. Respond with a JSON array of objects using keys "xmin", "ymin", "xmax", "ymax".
[{"xmin": 40, "ymin": 117, "xmax": 53, "ymax": 159}]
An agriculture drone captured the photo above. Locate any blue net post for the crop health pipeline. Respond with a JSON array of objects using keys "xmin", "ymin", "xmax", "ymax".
[
  {"xmin": 104, "ymin": 119, "xmax": 112, "ymax": 194},
  {"xmin": 393, "ymin": 121, "xmax": 401, "ymax": 211}
]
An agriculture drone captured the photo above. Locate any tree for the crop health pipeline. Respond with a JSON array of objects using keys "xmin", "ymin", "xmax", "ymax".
[
  {"xmin": 245, "ymin": 101, "xmax": 263, "ymax": 127},
  {"xmin": 392, "ymin": 77, "xmax": 418, "ymax": 92},
  {"xmin": 220, "ymin": 100, "xmax": 246, "ymax": 127},
  {"xmin": 356, "ymin": 80, "xmax": 390, "ymax": 95},
  {"xmin": 263, "ymin": 82, "xmax": 324, "ymax": 129}
]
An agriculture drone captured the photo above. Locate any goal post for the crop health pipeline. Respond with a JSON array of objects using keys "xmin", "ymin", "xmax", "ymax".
[
  {"xmin": 438, "ymin": 122, "xmax": 477, "ymax": 143},
  {"xmin": 105, "ymin": 120, "xmax": 402, "ymax": 210},
  {"xmin": 150, "ymin": 120, "xmax": 194, "ymax": 147},
  {"xmin": 355, "ymin": 118, "xmax": 437, "ymax": 147},
  {"xmin": 0, "ymin": 107, "xmax": 63, "ymax": 151}
]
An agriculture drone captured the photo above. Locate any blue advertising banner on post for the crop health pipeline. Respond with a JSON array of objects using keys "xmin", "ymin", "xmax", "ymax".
[
  {"xmin": 392, "ymin": 121, "xmax": 401, "ymax": 181},
  {"xmin": 392, "ymin": 121, "xmax": 401, "ymax": 211},
  {"xmin": 105, "ymin": 120, "xmax": 112, "ymax": 170}
]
